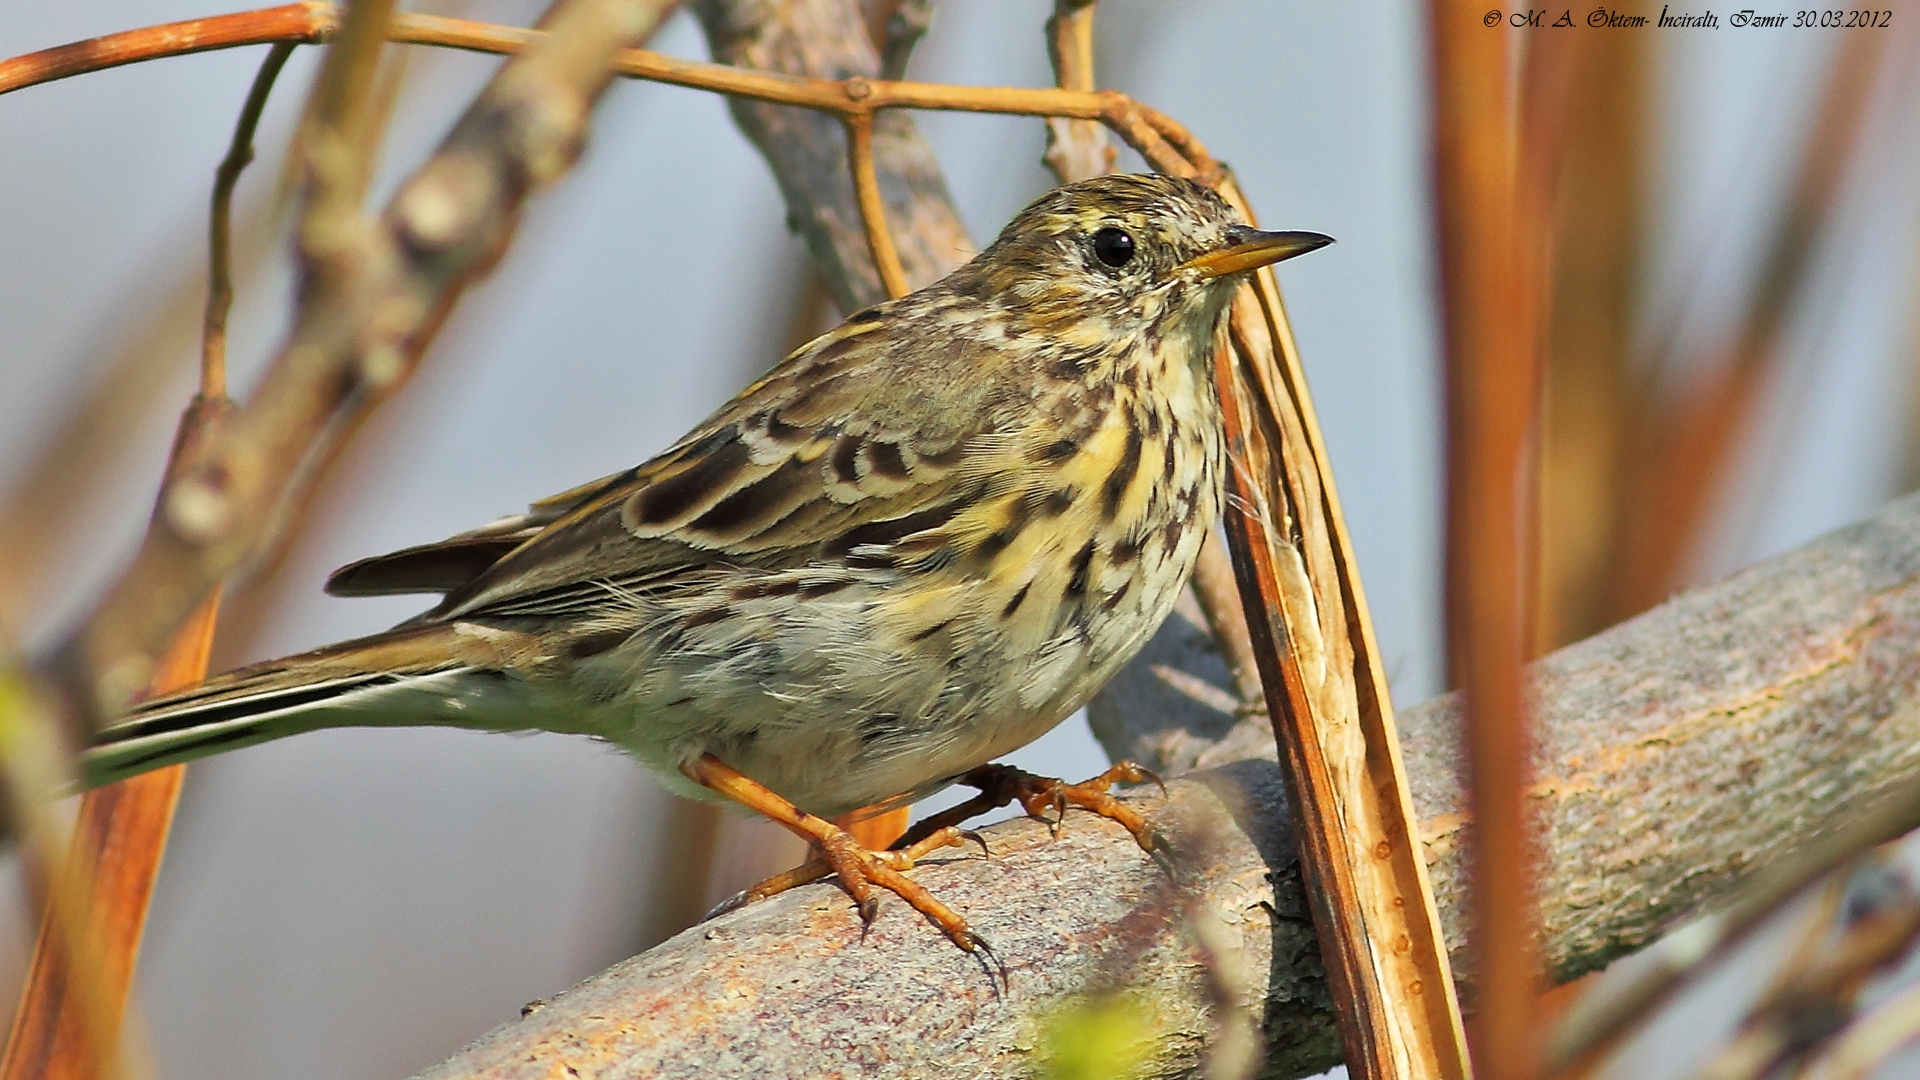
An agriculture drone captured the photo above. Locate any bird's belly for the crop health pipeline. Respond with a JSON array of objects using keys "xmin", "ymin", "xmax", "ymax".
[{"xmin": 586, "ymin": 431, "xmax": 1218, "ymax": 817}]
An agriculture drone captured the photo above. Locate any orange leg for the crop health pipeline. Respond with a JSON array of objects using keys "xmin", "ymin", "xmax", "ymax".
[
  {"xmin": 681, "ymin": 754, "xmax": 988, "ymax": 953},
  {"xmin": 892, "ymin": 761, "xmax": 1167, "ymax": 854}
]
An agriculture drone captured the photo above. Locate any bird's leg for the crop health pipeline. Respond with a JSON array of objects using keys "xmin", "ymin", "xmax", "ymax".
[
  {"xmin": 892, "ymin": 761, "xmax": 1167, "ymax": 853},
  {"xmin": 681, "ymin": 754, "xmax": 987, "ymax": 951}
]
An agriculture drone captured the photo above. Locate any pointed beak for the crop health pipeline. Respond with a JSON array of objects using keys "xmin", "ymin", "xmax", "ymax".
[{"xmin": 1177, "ymin": 227, "xmax": 1334, "ymax": 280}]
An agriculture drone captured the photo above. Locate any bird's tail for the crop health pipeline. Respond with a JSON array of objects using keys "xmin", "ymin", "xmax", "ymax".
[{"xmin": 80, "ymin": 624, "xmax": 534, "ymax": 789}]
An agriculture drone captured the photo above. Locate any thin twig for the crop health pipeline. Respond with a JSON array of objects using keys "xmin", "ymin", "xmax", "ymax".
[
  {"xmin": 4, "ymin": 7, "xmax": 1136, "ymax": 124},
  {"xmin": 204, "ymin": 42, "xmax": 296, "ymax": 399},
  {"xmin": 0, "ymin": 3, "xmax": 335, "ymax": 97},
  {"xmin": 869, "ymin": 0, "xmax": 931, "ymax": 81},
  {"xmin": 843, "ymin": 112, "xmax": 910, "ymax": 299}
]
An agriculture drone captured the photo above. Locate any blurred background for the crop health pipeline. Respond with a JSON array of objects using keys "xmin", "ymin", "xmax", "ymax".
[{"xmin": 1, "ymin": 2, "xmax": 1917, "ymax": 1077}]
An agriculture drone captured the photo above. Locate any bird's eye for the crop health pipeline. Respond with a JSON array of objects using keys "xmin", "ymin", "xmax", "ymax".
[{"xmin": 1092, "ymin": 227, "xmax": 1135, "ymax": 268}]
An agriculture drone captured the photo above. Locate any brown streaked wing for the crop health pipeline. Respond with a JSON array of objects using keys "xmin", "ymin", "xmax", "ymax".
[
  {"xmin": 426, "ymin": 308, "xmax": 1022, "ymax": 624},
  {"xmin": 324, "ymin": 465, "xmax": 644, "ymax": 597}
]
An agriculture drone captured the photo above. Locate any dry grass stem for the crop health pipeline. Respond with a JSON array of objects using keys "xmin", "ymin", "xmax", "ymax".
[{"xmin": 204, "ymin": 43, "xmax": 296, "ymax": 400}]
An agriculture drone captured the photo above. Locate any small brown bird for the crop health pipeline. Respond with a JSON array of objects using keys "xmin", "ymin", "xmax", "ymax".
[{"xmin": 82, "ymin": 174, "xmax": 1329, "ymax": 951}]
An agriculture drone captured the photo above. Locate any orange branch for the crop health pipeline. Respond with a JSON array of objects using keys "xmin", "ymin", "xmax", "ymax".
[
  {"xmin": 0, "ymin": 5, "xmax": 1147, "ymax": 124},
  {"xmin": 0, "ymin": 3, "xmax": 334, "ymax": 97}
]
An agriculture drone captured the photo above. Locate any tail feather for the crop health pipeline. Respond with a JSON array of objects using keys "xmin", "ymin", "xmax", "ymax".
[{"xmin": 80, "ymin": 625, "xmax": 537, "ymax": 789}]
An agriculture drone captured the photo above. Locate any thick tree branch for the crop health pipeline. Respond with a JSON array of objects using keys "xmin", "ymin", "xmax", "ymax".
[{"xmin": 409, "ymin": 494, "xmax": 1920, "ymax": 1078}]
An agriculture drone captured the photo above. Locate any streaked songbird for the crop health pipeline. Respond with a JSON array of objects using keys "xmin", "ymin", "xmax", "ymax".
[{"xmin": 83, "ymin": 173, "xmax": 1332, "ymax": 954}]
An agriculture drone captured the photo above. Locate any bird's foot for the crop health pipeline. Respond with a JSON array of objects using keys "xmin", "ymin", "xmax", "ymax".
[
  {"xmin": 683, "ymin": 754, "xmax": 991, "ymax": 954},
  {"xmin": 892, "ymin": 761, "xmax": 1168, "ymax": 854},
  {"xmin": 711, "ymin": 825, "xmax": 987, "ymax": 945}
]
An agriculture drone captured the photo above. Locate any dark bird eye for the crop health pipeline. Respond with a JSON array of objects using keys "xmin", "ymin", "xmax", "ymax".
[{"xmin": 1092, "ymin": 227, "xmax": 1135, "ymax": 268}]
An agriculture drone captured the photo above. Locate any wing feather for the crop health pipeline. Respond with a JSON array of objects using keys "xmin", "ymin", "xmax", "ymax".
[{"xmin": 422, "ymin": 306, "xmax": 1041, "ymax": 624}]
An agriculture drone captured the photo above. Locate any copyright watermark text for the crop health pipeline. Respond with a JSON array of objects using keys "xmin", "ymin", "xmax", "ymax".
[{"xmin": 1483, "ymin": 6, "xmax": 1893, "ymax": 28}]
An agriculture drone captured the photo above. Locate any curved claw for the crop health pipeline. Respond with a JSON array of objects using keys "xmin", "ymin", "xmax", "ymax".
[
  {"xmin": 960, "ymin": 828, "xmax": 990, "ymax": 858},
  {"xmin": 967, "ymin": 931, "xmax": 1009, "ymax": 996},
  {"xmin": 1139, "ymin": 765, "xmax": 1169, "ymax": 797},
  {"xmin": 702, "ymin": 889, "xmax": 750, "ymax": 922}
]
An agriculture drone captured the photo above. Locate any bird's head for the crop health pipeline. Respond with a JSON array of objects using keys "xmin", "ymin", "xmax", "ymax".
[{"xmin": 956, "ymin": 173, "xmax": 1332, "ymax": 339}]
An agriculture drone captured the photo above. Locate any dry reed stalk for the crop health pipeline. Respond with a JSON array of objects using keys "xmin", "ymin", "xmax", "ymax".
[
  {"xmin": 1533, "ymin": 26, "xmax": 1645, "ymax": 651},
  {"xmin": 1430, "ymin": 3, "xmax": 1548, "ymax": 1079}
]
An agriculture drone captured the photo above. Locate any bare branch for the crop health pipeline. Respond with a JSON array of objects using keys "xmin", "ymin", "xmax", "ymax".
[
  {"xmin": 843, "ymin": 112, "xmax": 910, "ymax": 299},
  {"xmin": 52, "ymin": 0, "xmax": 684, "ymax": 728},
  {"xmin": 400, "ymin": 491, "xmax": 1920, "ymax": 1078},
  {"xmin": 865, "ymin": 0, "xmax": 931, "ymax": 81}
]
